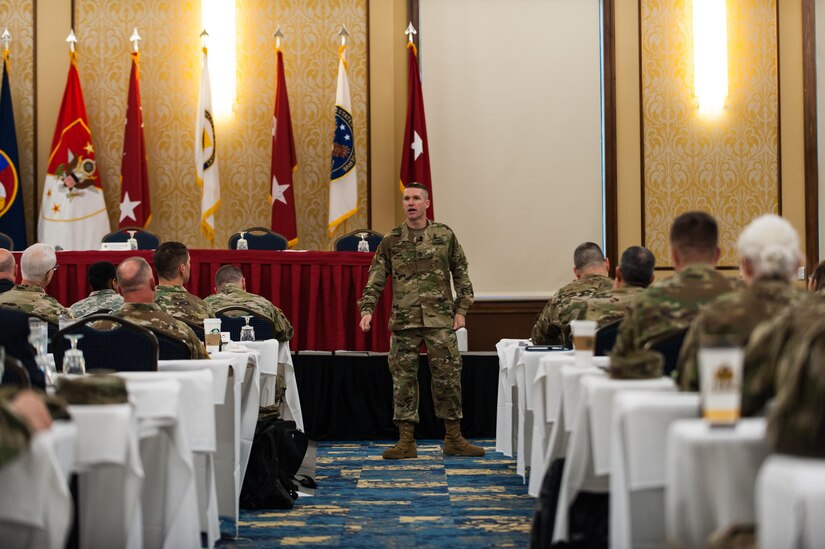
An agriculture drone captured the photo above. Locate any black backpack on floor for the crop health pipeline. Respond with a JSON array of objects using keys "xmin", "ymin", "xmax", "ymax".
[{"xmin": 240, "ymin": 408, "xmax": 309, "ymax": 510}]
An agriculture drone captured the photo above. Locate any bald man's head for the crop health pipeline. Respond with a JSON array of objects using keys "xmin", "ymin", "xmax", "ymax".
[
  {"xmin": 0, "ymin": 249, "xmax": 15, "ymax": 281},
  {"xmin": 116, "ymin": 257, "xmax": 155, "ymax": 298}
]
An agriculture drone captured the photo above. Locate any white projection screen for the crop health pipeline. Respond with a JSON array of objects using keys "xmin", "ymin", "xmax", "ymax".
[{"xmin": 419, "ymin": 0, "xmax": 604, "ymax": 298}]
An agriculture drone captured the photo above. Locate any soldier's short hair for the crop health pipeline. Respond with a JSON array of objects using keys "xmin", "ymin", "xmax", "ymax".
[
  {"xmin": 87, "ymin": 261, "xmax": 117, "ymax": 291},
  {"xmin": 737, "ymin": 214, "xmax": 800, "ymax": 280},
  {"xmin": 215, "ymin": 265, "xmax": 244, "ymax": 289},
  {"xmin": 620, "ymin": 246, "xmax": 655, "ymax": 287},
  {"xmin": 573, "ymin": 242, "xmax": 605, "ymax": 271},
  {"xmin": 670, "ymin": 211, "xmax": 718, "ymax": 255},
  {"xmin": 0, "ymin": 249, "xmax": 14, "ymax": 276},
  {"xmin": 20, "ymin": 243, "xmax": 57, "ymax": 282},
  {"xmin": 404, "ymin": 182, "xmax": 429, "ymax": 199},
  {"xmin": 153, "ymin": 241, "xmax": 189, "ymax": 280},
  {"xmin": 117, "ymin": 257, "xmax": 153, "ymax": 294},
  {"xmin": 810, "ymin": 260, "xmax": 825, "ymax": 292}
]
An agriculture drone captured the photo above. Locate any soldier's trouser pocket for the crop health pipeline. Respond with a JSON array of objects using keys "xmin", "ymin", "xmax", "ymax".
[
  {"xmin": 423, "ymin": 328, "xmax": 463, "ymax": 421},
  {"xmin": 389, "ymin": 330, "xmax": 424, "ymax": 422}
]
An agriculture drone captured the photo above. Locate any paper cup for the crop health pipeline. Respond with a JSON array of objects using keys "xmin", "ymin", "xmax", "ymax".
[
  {"xmin": 570, "ymin": 320, "xmax": 597, "ymax": 367},
  {"xmin": 203, "ymin": 318, "xmax": 222, "ymax": 353}
]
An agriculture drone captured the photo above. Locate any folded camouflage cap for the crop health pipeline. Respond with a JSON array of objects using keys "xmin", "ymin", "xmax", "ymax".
[
  {"xmin": 56, "ymin": 374, "xmax": 128, "ymax": 405},
  {"xmin": 608, "ymin": 350, "xmax": 663, "ymax": 379}
]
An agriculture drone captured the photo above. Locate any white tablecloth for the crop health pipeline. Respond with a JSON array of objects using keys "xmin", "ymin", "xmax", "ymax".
[
  {"xmin": 495, "ymin": 339, "xmax": 529, "ymax": 455},
  {"xmin": 757, "ymin": 454, "xmax": 825, "ymax": 549},
  {"xmin": 610, "ymin": 391, "xmax": 700, "ymax": 549},
  {"xmin": 665, "ymin": 418, "xmax": 769, "ymax": 549},
  {"xmin": 241, "ymin": 339, "xmax": 303, "ymax": 430},
  {"xmin": 69, "ymin": 403, "xmax": 144, "ymax": 549},
  {"xmin": 0, "ymin": 421, "xmax": 77, "ymax": 549}
]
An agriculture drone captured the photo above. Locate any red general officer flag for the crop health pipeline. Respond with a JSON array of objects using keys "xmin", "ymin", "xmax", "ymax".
[
  {"xmin": 38, "ymin": 51, "xmax": 110, "ymax": 250},
  {"xmin": 399, "ymin": 41, "xmax": 433, "ymax": 220},
  {"xmin": 270, "ymin": 48, "xmax": 298, "ymax": 247},
  {"xmin": 119, "ymin": 51, "xmax": 151, "ymax": 228}
]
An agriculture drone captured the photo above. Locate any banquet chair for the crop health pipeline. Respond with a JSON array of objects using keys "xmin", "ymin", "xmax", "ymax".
[
  {"xmin": 595, "ymin": 319, "xmax": 622, "ymax": 356},
  {"xmin": 228, "ymin": 227, "xmax": 288, "ymax": 250},
  {"xmin": 53, "ymin": 315, "xmax": 159, "ymax": 372},
  {"xmin": 155, "ymin": 332, "xmax": 193, "ymax": 360},
  {"xmin": 0, "ymin": 231, "xmax": 13, "ymax": 250},
  {"xmin": 215, "ymin": 306, "xmax": 276, "ymax": 341},
  {"xmin": 643, "ymin": 327, "xmax": 689, "ymax": 377},
  {"xmin": 101, "ymin": 226, "xmax": 161, "ymax": 249},
  {"xmin": 1, "ymin": 355, "xmax": 31, "ymax": 388},
  {"xmin": 334, "ymin": 229, "xmax": 383, "ymax": 252}
]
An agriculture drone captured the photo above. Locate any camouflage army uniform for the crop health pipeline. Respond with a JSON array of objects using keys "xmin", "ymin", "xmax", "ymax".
[
  {"xmin": 70, "ymin": 289, "xmax": 124, "ymax": 318},
  {"xmin": 741, "ymin": 293, "xmax": 825, "ymax": 416},
  {"xmin": 677, "ymin": 278, "xmax": 805, "ymax": 394},
  {"xmin": 531, "ymin": 274, "xmax": 613, "ymax": 347},
  {"xmin": 0, "ymin": 398, "xmax": 31, "ymax": 467},
  {"xmin": 113, "ymin": 302, "xmax": 209, "ymax": 359},
  {"xmin": 205, "ymin": 283, "xmax": 294, "ymax": 342},
  {"xmin": 572, "ymin": 285, "xmax": 645, "ymax": 327},
  {"xmin": 155, "ymin": 285, "xmax": 215, "ymax": 327},
  {"xmin": 764, "ymin": 315, "xmax": 825, "ymax": 457},
  {"xmin": 610, "ymin": 264, "xmax": 736, "ymax": 378},
  {"xmin": 358, "ymin": 221, "xmax": 473, "ymax": 423},
  {"xmin": 0, "ymin": 284, "xmax": 72, "ymax": 323}
]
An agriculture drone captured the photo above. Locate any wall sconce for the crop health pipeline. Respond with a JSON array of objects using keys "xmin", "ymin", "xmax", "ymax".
[
  {"xmin": 202, "ymin": 0, "xmax": 236, "ymax": 119},
  {"xmin": 693, "ymin": 0, "xmax": 728, "ymax": 114}
]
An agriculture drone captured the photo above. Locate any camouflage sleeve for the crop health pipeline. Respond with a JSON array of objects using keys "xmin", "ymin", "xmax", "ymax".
[
  {"xmin": 204, "ymin": 301, "xmax": 216, "ymax": 318},
  {"xmin": 272, "ymin": 307, "xmax": 294, "ymax": 342},
  {"xmin": 610, "ymin": 301, "xmax": 641, "ymax": 357},
  {"xmin": 676, "ymin": 318, "xmax": 702, "ymax": 391},
  {"xmin": 530, "ymin": 298, "xmax": 563, "ymax": 345},
  {"xmin": 358, "ymin": 239, "xmax": 391, "ymax": 316},
  {"xmin": 449, "ymin": 233, "xmax": 474, "ymax": 316},
  {"xmin": 742, "ymin": 314, "xmax": 793, "ymax": 416},
  {"xmin": 187, "ymin": 331, "xmax": 210, "ymax": 359},
  {"xmin": 0, "ymin": 401, "xmax": 32, "ymax": 468}
]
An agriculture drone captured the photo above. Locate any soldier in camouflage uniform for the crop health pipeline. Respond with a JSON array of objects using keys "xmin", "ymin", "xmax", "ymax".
[
  {"xmin": 205, "ymin": 265, "xmax": 294, "ymax": 342},
  {"xmin": 531, "ymin": 242, "xmax": 612, "ymax": 347},
  {"xmin": 153, "ymin": 241, "xmax": 215, "ymax": 326},
  {"xmin": 0, "ymin": 389, "xmax": 53, "ymax": 468},
  {"xmin": 611, "ymin": 212, "xmax": 736, "ymax": 379},
  {"xmin": 678, "ymin": 215, "xmax": 805, "ymax": 393},
  {"xmin": 0, "ymin": 243, "xmax": 72, "ymax": 323},
  {"xmin": 569, "ymin": 246, "xmax": 655, "ymax": 327},
  {"xmin": 359, "ymin": 183, "xmax": 482, "ymax": 459},
  {"xmin": 70, "ymin": 261, "xmax": 124, "ymax": 318},
  {"xmin": 114, "ymin": 257, "xmax": 209, "ymax": 359},
  {"xmin": 0, "ymin": 249, "xmax": 15, "ymax": 293}
]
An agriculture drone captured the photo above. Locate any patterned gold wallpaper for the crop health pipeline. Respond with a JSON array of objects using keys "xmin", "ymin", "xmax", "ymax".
[
  {"xmin": 640, "ymin": 0, "xmax": 779, "ymax": 267},
  {"xmin": 73, "ymin": 0, "xmax": 368, "ymax": 250},
  {"xmin": 0, "ymin": 0, "xmax": 34, "ymax": 246}
]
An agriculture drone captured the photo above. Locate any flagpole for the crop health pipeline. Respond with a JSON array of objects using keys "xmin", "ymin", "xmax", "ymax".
[{"xmin": 130, "ymin": 27, "xmax": 141, "ymax": 53}]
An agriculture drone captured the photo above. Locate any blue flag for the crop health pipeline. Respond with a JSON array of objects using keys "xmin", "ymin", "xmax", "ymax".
[{"xmin": 0, "ymin": 56, "xmax": 26, "ymax": 249}]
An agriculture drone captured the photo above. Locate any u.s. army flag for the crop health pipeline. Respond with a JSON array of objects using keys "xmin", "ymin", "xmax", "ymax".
[{"xmin": 196, "ymin": 45, "xmax": 220, "ymax": 243}]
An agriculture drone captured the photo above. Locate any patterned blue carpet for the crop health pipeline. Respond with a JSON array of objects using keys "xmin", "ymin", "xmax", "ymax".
[{"xmin": 227, "ymin": 439, "xmax": 535, "ymax": 547}]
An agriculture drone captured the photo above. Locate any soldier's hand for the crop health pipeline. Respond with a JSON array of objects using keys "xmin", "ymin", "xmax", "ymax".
[
  {"xmin": 9, "ymin": 390, "xmax": 52, "ymax": 432},
  {"xmin": 453, "ymin": 314, "xmax": 466, "ymax": 331},
  {"xmin": 360, "ymin": 313, "xmax": 373, "ymax": 332}
]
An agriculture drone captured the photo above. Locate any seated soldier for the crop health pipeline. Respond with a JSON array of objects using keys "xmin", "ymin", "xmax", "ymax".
[
  {"xmin": 611, "ymin": 212, "xmax": 737, "ymax": 377},
  {"xmin": 205, "ymin": 265, "xmax": 294, "ymax": 342},
  {"xmin": 0, "ymin": 249, "xmax": 15, "ymax": 293},
  {"xmin": 571, "ymin": 245, "xmax": 655, "ymax": 327},
  {"xmin": 678, "ymin": 215, "xmax": 805, "ymax": 395},
  {"xmin": 0, "ymin": 243, "xmax": 72, "ymax": 323},
  {"xmin": 531, "ymin": 242, "xmax": 613, "ymax": 346},
  {"xmin": 153, "ymin": 241, "xmax": 214, "ymax": 326},
  {"xmin": 807, "ymin": 259, "xmax": 825, "ymax": 294},
  {"xmin": 0, "ymin": 389, "xmax": 53, "ymax": 468},
  {"xmin": 70, "ymin": 261, "xmax": 124, "ymax": 318},
  {"xmin": 113, "ymin": 257, "xmax": 208, "ymax": 359}
]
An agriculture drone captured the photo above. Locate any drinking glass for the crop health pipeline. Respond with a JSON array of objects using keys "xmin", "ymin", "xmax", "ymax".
[
  {"xmin": 127, "ymin": 230, "xmax": 138, "ymax": 250},
  {"xmin": 63, "ymin": 334, "xmax": 86, "ymax": 375},
  {"xmin": 236, "ymin": 231, "xmax": 249, "ymax": 251},
  {"xmin": 240, "ymin": 315, "xmax": 255, "ymax": 341},
  {"xmin": 357, "ymin": 232, "xmax": 370, "ymax": 252}
]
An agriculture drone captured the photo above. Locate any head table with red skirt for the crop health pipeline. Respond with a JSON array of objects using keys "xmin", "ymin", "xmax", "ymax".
[{"xmin": 13, "ymin": 249, "xmax": 393, "ymax": 352}]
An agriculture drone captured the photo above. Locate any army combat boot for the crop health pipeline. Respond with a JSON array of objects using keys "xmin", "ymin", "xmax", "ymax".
[
  {"xmin": 443, "ymin": 419, "xmax": 485, "ymax": 456},
  {"xmin": 383, "ymin": 421, "xmax": 417, "ymax": 459}
]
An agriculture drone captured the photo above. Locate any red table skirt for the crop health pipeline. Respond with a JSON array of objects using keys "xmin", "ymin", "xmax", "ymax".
[{"xmin": 15, "ymin": 249, "xmax": 392, "ymax": 352}]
